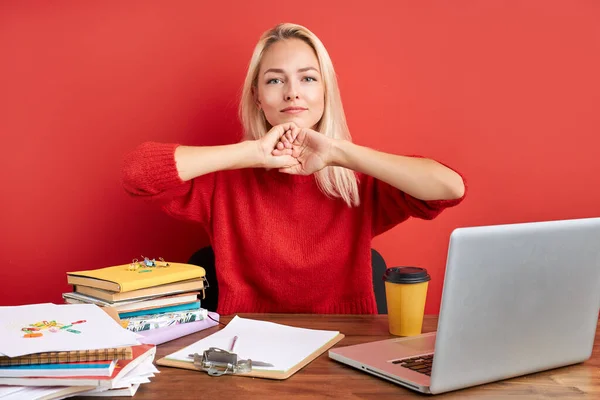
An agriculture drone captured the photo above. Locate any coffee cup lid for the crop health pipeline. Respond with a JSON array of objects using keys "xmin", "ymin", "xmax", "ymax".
[{"xmin": 383, "ymin": 267, "xmax": 431, "ymax": 284}]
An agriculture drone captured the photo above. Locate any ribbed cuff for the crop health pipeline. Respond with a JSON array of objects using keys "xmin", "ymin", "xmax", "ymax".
[
  {"xmin": 122, "ymin": 142, "xmax": 183, "ymax": 195},
  {"xmin": 139, "ymin": 142, "xmax": 182, "ymax": 190}
]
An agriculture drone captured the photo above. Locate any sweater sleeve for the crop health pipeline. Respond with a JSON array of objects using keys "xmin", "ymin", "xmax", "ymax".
[
  {"xmin": 370, "ymin": 165, "xmax": 467, "ymax": 237},
  {"xmin": 121, "ymin": 141, "xmax": 215, "ymax": 226}
]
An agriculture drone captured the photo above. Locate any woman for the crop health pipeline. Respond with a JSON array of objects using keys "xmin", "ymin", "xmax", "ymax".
[{"xmin": 122, "ymin": 23, "xmax": 466, "ymax": 315}]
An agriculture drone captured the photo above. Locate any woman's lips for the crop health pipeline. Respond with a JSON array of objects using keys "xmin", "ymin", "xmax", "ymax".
[{"xmin": 281, "ymin": 107, "xmax": 307, "ymax": 114}]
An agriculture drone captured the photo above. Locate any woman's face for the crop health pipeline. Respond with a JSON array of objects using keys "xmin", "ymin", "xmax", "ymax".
[{"xmin": 255, "ymin": 38, "xmax": 325, "ymax": 130}]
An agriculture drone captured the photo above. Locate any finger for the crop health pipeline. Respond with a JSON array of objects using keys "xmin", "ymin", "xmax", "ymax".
[
  {"xmin": 280, "ymin": 130, "xmax": 290, "ymax": 146},
  {"xmin": 276, "ymin": 141, "xmax": 285, "ymax": 150},
  {"xmin": 268, "ymin": 125, "xmax": 283, "ymax": 137},
  {"xmin": 278, "ymin": 122, "xmax": 296, "ymax": 135},
  {"xmin": 267, "ymin": 124, "xmax": 289, "ymax": 140},
  {"xmin": 273, "ymin": 155, "xmax": 299, "ymax": 168},
  {"xmin": 282, "ymin": 121, "xmax": 298, "ymax": 131},
  {"xmin": 278, "ymin": 164, "xmax": 302, "ymax": 174},
  {"xmin": 288, "ymin": 127, "xmax": 301, "ymax": 145},
  {"xmin": 284, "ymin": 132, "xmax": 294, "ymax": 147},
  {"xmin": 271, "ymin": 148, "xmax": 292, "ymax": 156}
]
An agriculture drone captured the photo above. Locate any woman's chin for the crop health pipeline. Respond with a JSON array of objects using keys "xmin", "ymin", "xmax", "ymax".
[{"xmin": 274, "ymin": 115, "xmax": 310, "ymax": 128}]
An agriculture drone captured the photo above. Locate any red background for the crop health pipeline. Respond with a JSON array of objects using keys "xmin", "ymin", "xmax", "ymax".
[{"xmin": 1, "ymin": 1, "xmax": 599, "ymax": 314}]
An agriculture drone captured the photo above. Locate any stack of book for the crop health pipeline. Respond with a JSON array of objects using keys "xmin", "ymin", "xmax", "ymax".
[
  {"xmin": 0, "ymin": 303, "xmax": 157, "ymax": 399},
  {"xmin": 62, "ymin": 258, "xmax": 219, "ymax": 344},
  {"xmin": 0, "ymin": 345, "xmax": 158, "ymax": 399}
]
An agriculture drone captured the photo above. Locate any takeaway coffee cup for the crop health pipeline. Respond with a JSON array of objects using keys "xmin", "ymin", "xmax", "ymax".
[{"xmin": 383, "ymin": 267, "xmax": 431, "ymax": 336}]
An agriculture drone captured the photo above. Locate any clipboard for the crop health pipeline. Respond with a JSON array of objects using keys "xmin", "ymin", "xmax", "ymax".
[{"xmin": 155, "ymin": 316, "xmax": 345, "ymax": 380}]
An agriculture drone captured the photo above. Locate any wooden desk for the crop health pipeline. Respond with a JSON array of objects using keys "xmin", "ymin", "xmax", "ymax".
[{"xmin": 81, "ymin": 314, "xmax": 600, "ymax": 399}]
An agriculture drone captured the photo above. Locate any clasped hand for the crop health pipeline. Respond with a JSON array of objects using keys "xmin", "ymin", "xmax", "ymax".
[{"xmin": 257, "ymin": 122, "xmax": 333, "ymax": 175}]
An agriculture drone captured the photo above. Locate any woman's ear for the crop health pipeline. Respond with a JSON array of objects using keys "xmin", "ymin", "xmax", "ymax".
[{"xmin": 252, "ymin": 87, "xmax": 261, "ymax": 110}]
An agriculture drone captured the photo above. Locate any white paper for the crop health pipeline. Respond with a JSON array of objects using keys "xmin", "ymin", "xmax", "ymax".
[
  {"xmin": 0, "ymin": 385, "xmax": 91, "ymax": 400},
  {"xmin": 113, "ymin": 358, "xmax": 157, "ymax": 387},
  {"xmin": 0, "ymin": 386, "xmax": 26, "ymax": 398},
  {"xmin": 0, "ymin": 304, "xmax": 54, "ymax": 357},
  {"xmin": 81, "ymin": 383, "xmax": 141, "ymax": 397},
  {"xmin": 0, "ymin": 303, "xmax": 139, "ymax": 357},
  {"xmin": 165, "ymin": 316, "xmax": 339, "ymax": 372}
]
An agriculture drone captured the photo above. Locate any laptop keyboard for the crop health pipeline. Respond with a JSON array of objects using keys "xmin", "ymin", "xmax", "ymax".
[{"xmin": 392, "ymin": 354, "xmax": 433, "ymax": 376}]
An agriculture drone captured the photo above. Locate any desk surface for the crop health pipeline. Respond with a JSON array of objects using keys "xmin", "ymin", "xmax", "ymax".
[{"xmin": 81, "ymin": 314, "xmax": 600, "ymax": 399}]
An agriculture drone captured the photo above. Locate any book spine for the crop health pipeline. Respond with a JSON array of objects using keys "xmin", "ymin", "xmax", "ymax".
[
  {"xmin": 0, "ymin": 348, "xmax": 132, "ymax": 366},
  {"xmin": 117, "ymin": 301, "xmax": 200, "ymax": 319},
  {"xmin": 123, "ymin": 309, "xmax": 207, "ymax": 332}
]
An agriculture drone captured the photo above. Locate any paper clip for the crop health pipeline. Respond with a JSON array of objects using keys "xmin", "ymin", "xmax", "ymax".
[
  {"xmin": 188, "ymin": 347, "xmax": 273, "ymax": 377},
  {"xmin": 127, "ymin": 256, "xmax": 169, "ymax": 271},
  {"xmin": 155, "ymin": 257, "xmax": 170, "ymax": 268},
  {"xmin": 138, "ymin": 256, "xmax": 169, "ymax": 268},
  {"xmin": 141, "ymin": 256, "xmax": 155, "ymax": 267},
  {"xmin": 128, "ymin": 259, "xmax": 139, "ymax": 271}
]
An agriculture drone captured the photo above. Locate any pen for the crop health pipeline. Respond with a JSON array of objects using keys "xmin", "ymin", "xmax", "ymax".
[{"xmin": 230, "ymin": 336, "xmax": 238, "ymax": 352}]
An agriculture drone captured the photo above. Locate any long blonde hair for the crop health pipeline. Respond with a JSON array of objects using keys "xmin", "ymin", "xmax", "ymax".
[{"xmin": 239, "ymin": 23, "xmax": 360, "ymax": 207}]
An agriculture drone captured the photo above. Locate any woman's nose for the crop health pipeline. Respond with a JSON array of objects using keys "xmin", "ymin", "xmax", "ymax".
[{"xmin": 284, "ymin": 83, "xmax": 300, "ymax": 101}]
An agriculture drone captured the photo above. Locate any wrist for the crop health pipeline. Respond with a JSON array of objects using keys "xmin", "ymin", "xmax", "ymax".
[
  {"xmin": 235, "ymin": 140, "xmax": 264, "ymax": 169},
  {"xmin": 329, "ymin": 138, "xmax": 352, "ymax": 168}
]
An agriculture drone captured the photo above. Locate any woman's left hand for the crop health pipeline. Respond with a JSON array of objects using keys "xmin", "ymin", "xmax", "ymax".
[{"xmin": 271, "ymin": 127, "xmax": 334, "ymax": 175}]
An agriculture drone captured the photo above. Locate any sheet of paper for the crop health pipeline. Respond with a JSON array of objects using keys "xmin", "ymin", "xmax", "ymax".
[
  {"xmin": 80, "ymin": 383, "xmax": 140, "ymax": 397},
  {"xmin": 0, "ymin": 303, "xmax": 140, "ymax": 357},
  {"xmin": 0, "ymin": 385, "xmax": 94, "ymax": 400},
  {"xmin": 113, "ymin": 358, "xmax": 158, "ymax": 387},
  {"xmin": 166, "ymin": 316, "xmax": 339, "ymax": 372},
  {"xmin": 0, "ymin": 386, "xmax": 26, "ymax": 398},
  {"xmin": 0, "ymin": 304, "xmax": 55, "ymax": 357}
]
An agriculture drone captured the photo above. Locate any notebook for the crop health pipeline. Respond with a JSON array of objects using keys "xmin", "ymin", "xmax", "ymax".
[
  {"xmin": 0, "ymin": 385, "xmax": 98, "ymax": 400},
  {"xmin": 137, "ymin": 311, "xmax": 220, "ymax": 345},
  {"xmin": 0, "ymin": 344, "xmax": 156, "ymax": 389},
  {"xmin": 118, "ymin": 301, "xmax": 200, "ymax": 319},
  {"xmin": 122, "ymin": 309, "xmax": 207, "ymax": 332},
  {"xmin": 74, "ymin": 278, "xmax": 205, "ymax": 302},
  {"xmin": 0, "ymin": 347, "xmax": 133, "ymax": 367},
  {"xmin": 156, "ymin": 316, "xmax": 344, "ymax": 379},
  {"xmin": 0, "ymin": 360, "xmax": 116, "ymax": 378},
  {"xmin": 62, "ymin": 291, "xmax": 201, "ymax": 313},
  {"xmin": 67, "ymin": 262, "xmax": 206, "ymax": 292}
]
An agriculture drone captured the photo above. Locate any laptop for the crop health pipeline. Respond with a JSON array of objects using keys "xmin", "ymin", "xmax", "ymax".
[{"xmin": 329, "ymin": 217, "xmax": 600, "ymax": 394}]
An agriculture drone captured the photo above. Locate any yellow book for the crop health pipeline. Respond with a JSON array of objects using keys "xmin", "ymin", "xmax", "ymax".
[{"xmin": 67, "ymin": 262, "xmax": 206, "ymax": 293}]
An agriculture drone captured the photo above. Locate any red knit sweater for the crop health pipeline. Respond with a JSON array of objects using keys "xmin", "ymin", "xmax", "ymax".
[{"xmin": 122, "ymin": 142, "xmax": 465, "ymax": 315}]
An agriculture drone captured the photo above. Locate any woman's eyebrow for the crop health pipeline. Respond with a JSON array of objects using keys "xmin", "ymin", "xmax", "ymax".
[
  {"xmin": 263, "ymin": 66, "xmax": 319, "ymax": 75},
  {"xmin": 298, "ymin": 66, "xmax": 319, "ymax": 73},
  {"xmin": 264, "ymin": 68, "xmax": 285, "ymax": 75}
]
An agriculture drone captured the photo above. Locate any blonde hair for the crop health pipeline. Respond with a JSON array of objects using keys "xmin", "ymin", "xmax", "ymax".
[{"xmin": 239, "ymin": 23, "xmax": 360, "ymax": 207}]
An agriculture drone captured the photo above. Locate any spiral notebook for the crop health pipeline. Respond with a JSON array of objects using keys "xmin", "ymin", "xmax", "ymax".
[
  {"xmin": 156, "ymin": 316, "xmax": 344, "ymax": 379},
  {"xmin": 0, "ymin": 344, "xmax": 156, "ymax": 388},
  {"xmin": 0, "ymin": 347, "xmax": 133, "ymax": 367}
]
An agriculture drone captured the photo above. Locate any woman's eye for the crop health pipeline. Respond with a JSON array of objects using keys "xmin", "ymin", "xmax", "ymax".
[
  {"xmin": 267, "ymin": 78, "xmax": 282, "ymax": 84},
  {"xmin": 303, "ymin": 76, "xmax": 317, "ymax": 82}
]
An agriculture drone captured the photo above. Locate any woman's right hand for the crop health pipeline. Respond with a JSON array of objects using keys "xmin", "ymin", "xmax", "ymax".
[{"xmin": 255, "ymin": 122, "xmax": 301, "ymax": 169}]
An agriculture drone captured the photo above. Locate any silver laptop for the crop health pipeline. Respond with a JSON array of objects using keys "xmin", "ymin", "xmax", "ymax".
[{"xmin": 329, "ymin": 217, "xmax": 600, "ymax": 394}]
